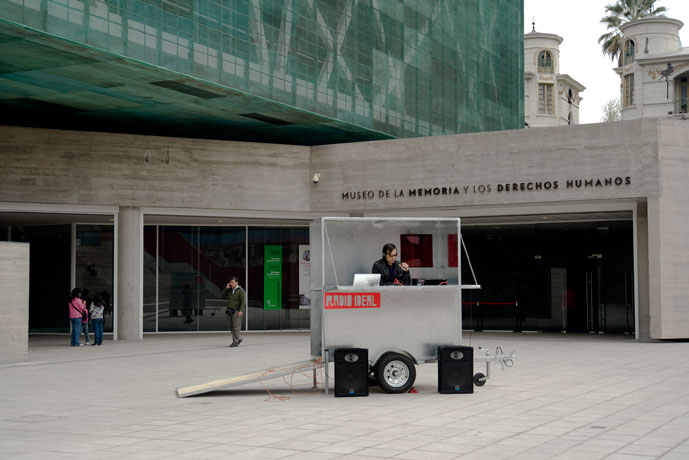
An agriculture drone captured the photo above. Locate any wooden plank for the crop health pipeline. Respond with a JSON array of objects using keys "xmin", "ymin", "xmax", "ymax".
[{"xmin": 176, "ymin": 359, "xmax": 322, "ymax": 397}]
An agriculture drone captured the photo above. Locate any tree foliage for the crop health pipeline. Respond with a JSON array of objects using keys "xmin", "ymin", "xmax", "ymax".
[
  {"xmin": 598, "ymin": 0, "xmax": 667, "ymax": 63},
  {"xmin": 601, "ymin": 98, "xmax": 621, "ymax": 122}
]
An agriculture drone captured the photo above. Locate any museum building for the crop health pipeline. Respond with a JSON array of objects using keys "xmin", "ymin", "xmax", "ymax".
[
  {"xmin": 3, "ymin": 117, "xmax": 689, "ymax": 345},
  {"xmin": 2, "ymin": 2, "xmax": 689, "ymax": 346},
  {"xmin": 0, "ymin": 0, "xmax": 525, "ymax": 340}
]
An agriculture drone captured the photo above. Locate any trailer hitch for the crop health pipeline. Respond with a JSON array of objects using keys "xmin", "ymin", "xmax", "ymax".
[{"xmin": 473, "ymin": 346, "xmax": 517, "ymax": 386}]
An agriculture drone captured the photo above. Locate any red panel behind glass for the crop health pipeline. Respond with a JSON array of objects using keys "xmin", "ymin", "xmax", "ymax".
[
  {"xmin": 448, "ymin": 234, "xmax": 458, "ymax": 267},
  {"xmin": 401, "ymin": 234, "xmax": 433, "ymax": 267}
]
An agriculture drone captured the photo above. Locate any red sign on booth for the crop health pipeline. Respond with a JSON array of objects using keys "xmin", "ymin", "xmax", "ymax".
[{"xmin": 324, "ymin": 292, "xmax": 381, "ymax": 309}]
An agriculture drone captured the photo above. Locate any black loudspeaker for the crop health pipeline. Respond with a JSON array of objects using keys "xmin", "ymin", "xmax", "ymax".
[
  {"xmin": 438, "ymin": 346, "xmax": 473, "ymax": 394},
  {"xmin": 334, "ymin": 348, "xmax": 368, "ymax": 397}
]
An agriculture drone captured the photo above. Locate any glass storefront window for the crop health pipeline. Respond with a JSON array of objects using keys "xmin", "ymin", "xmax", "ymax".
[
  {"xmin": 143, "ymin": 224, "xmax": 308, "ymax": 332},
  {"xmin": 247, "ymin": 227, "xmax": 310, "ymax": 331},
  {"xmin": 4, "ymin": 218, "xmax": 636, "ymax": 336},
  {"xmin": 460, "ymin": 221, "xmax": 633, "ymax": 334},
  {"xmin": 198, "ymin": 227, "xmax": 246, "ymax": 331},
  {"xmin": 143, "ymin": 226, "xmax": 157, "ymax": 332},
  {"xmin": 157, "ymin": 226, "xmax": 201, "ymax": 332}
]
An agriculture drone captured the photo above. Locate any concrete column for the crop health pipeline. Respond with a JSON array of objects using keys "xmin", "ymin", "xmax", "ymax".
[
  {"xmin": 0, "ymin": 242, "xmax": 29, "ymax": 363},
  {"xmin": 117, "ymin": 206, "xmax": 143, "ymax": 340},
  {"xmin": 635, "ymin": 201, "xmax": 653, "ymax": 342}
]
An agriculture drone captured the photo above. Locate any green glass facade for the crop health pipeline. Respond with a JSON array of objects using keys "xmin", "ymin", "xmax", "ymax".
[{"xmin": 1, "ymin": 0, "xmax": 523, "ymax": 142}]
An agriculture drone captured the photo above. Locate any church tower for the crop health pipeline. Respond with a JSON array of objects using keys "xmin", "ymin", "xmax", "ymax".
[{"xmin": 524, "ymin": 24, "xmax": 585, "ymax": 127}]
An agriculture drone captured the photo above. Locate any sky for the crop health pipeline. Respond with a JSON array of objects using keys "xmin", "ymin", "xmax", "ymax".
[{"xmin": 523, "ymin": 0, "xmax": 689, "ymax": 124}]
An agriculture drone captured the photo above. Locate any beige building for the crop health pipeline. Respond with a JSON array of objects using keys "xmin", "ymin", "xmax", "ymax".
[
  {"xmin": 2, "ymin": 117, "xmax": 689, "ymax": 347},
  {"xmin": 617, "ymin": 16, "xmax": 689, "ymax": 119},
  {"xmin": 524, "ymin": 27, "xmax": 585, "ymax": 127}
]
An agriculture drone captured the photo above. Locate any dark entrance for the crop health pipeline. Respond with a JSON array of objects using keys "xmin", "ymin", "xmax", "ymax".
[
  {"xmin": 461, "ymin": 219, "xmax": 634, "ymax": 334},
  {"xmin": 2, "ymin": 216, "xmax": 115, "ymax": 334},
  {"xmin": 10, "ymin": 225, "xmax": 71, "ymax": 332}
]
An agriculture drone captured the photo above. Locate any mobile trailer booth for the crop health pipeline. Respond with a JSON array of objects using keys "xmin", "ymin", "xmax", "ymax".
[
  {"xmin": 310, "ymin": 217, "xmax": 481, "ymax": 394},
  {"xmin": 175, "ymin": 217, "xmax": 513, "ymax": 398}
]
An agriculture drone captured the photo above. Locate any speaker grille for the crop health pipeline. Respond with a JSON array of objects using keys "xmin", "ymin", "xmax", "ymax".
[
  {"xmin": 334, "ymin": 348, "xmax": 369, "ymax": 397},
  {"xmin": 438, "ymin": 346, "xmax": 473, "ymax": 394}
]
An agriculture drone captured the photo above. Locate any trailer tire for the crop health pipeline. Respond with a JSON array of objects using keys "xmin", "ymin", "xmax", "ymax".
[
  {"xmin": 473, "ymin": 372, "xmax": 486, "ymax": 386},
  {"xmin": 375, "ymin": 353, "xmax": 416, "ymax": 394}
]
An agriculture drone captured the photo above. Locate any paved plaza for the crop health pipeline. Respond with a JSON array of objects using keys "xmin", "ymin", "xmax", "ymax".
[{"xmin": 1, "ymin": 332, "xmax": 689, "ymax": 459}]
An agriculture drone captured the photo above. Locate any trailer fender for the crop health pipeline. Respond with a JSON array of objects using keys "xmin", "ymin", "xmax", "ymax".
[{"xmin": 371, "ymin": 349, "xmax": 418, "ymax": 367}]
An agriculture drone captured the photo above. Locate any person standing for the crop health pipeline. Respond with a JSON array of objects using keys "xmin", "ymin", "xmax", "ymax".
[
  {"xmin": 182, "ymin": 283, "xmax": 194, "ymax": 324},
  {"xmin": 68, "ymin": 288, "xmax": 85, "ymax": 347},
  {"xmin": 221, "ymin": 276, "xmax": 246, "ymax": 347},
  {"xmin": 90, "ymin": 294, "xmax": 105, "ymax": 346},
  {"xmin": 371, "ymin": 243, "xmax": 412, "ymax": 286},
  {"xmin": 81, "ymin": 289, "xmax": 92, "ymax": 345},
  {"xmin": 80, "ymin": 304, "xmax": 90, "ymax": 345}
]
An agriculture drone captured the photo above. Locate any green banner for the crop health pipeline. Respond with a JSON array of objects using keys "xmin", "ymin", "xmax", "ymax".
[{"xmin": 264, "ymin": 245, "xmax": 282, "ymax": 310}]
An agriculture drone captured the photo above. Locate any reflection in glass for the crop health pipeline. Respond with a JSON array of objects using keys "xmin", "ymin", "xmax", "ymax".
[
  {"xmin": 75, "ymin": 225, "xmax": 114, "ymax": 333},
  {"xmin": 247, "ymin": 227, "xmax": 310, "ymax": 331},
  {"xmin": 158, "ymin": 226, "xmax": 200, "ymax": 332},
  {"xmin": 401, "ymin": 234, "xmax": 433, "ymax": 267},
  {"xmin": 198, "ymin": 227, "xmax": 246, "ymax": 331},
  {"xmin": 460, "ymin": 222, "xmax": 633, "ymax": 334},
  {"xmin": 147, "ymin": 225, "xmax": 307, "ymax": 332},
  {"xmin": 143, "ymin": 226, "xmax": 157, "ymax": 332}
]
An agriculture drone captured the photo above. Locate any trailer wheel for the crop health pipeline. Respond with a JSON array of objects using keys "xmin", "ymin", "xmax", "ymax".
[
  {"xmin": 473, "ymin": 372, "xmax": 486, "ymax": 386},
  {"xmin": 375, "ymin": 353, "xmax": 416, "ymax": 394}
]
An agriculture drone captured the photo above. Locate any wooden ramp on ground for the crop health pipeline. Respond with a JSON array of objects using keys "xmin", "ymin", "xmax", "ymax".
[{"xmin": 176, "ymin": 358, "xmax": 323, "ymax": 397}]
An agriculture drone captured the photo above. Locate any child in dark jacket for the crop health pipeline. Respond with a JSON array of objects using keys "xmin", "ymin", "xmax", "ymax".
[{"xmin": 81, "ymin": 289, "xmax": 93, "ymax": 345}]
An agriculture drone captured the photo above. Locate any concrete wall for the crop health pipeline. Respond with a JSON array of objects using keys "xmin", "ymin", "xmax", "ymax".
[
  {"xmin": 0, "ymin": 125, "xmax": 313, "ymax": 341},
  {"xmin": 310, "ymin": 119, "xmax": 661, "ymax": 213},
  {"xmin": 118, "ymin": 207, "xmax": 143, "ymax": 340},
  {"xmin": 0, "ymin": 242, "xmax": 29, "ymax": 363},
  {"xmin": 652, "ymin": 121, "xmax": 689, "ymax": 338},
  {"xmin": 3, "ymin": 119, "xmax": 689, "ymax": 340},
  {"xmin": 309, "ymin": 118, "xmax": 689, "ymax": 339},
  {"xmin": 0, "ymin": 126, "xmax": 311, "ymax": 213}
]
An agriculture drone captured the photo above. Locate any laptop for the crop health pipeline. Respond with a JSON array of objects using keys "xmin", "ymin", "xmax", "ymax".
[{"xmin": 352, "ymin": 273, "xmax": 381, "ymax": 287}]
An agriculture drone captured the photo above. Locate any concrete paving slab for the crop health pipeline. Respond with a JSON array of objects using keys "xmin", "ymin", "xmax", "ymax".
[{"xmin": 1, "ymin": 332, "xmax": 689, "ymax": 459}]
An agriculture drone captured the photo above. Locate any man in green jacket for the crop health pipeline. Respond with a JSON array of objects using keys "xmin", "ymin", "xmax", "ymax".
[{"xmin": 222, "ymin": 276, "xmax": 246, "ymax": 347}]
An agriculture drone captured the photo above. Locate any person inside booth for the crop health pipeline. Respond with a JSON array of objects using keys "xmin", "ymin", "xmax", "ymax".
[{"xmin": 372, "ymin": 243, "xmax": 412, "ymax": 286}]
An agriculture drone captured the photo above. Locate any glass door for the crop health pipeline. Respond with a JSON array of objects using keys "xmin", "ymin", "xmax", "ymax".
[
  {"xmin": 585, "ymin": 256, "xmax": 604, "ymax": 333},
  {"xmin": 549, "ymin": 267, "xmax": 567, "ymax": 331},
  {"xmin": 584, "ymin": 257, "xmax": 635, "ymax": 334}
]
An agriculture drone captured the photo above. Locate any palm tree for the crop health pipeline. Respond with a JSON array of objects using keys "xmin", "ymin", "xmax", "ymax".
[{"xmin": 598, "ymin": 0, "xmax": 667, "ymax": 62}]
